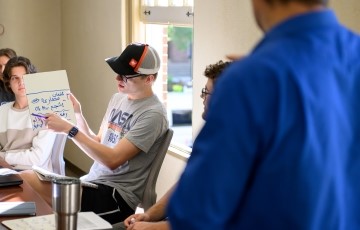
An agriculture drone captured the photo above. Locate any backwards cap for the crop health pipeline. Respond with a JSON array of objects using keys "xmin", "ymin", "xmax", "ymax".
[{"xmin": 106, "ymin": 43, "xmax": 161, "ymax": 75}]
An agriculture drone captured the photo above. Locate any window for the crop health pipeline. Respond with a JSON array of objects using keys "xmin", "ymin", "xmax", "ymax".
[{"xmin": 140, "ymin": 0, "xmax": 194, "ymax": 148}]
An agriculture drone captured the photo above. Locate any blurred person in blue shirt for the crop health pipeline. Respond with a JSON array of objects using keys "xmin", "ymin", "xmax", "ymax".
[{"xmin": 168, "ymin": 0, "xmax": 360, "ymax": 229}]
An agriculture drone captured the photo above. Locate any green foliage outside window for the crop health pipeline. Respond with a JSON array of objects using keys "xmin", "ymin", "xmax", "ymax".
[{"xmin": 168, "ymin": 26, "xmax": 193, "ymax": 51}]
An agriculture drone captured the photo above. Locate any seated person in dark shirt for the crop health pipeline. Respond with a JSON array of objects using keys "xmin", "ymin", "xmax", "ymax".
[{"xmin": 0, "ymin": 48, "xmax": 17, "ymax": 105}]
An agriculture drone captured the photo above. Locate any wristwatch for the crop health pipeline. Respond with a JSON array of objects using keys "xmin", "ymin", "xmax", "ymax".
[{"xmin": 67, "ymin": 126, "xmax": 79, "ymax": 139}]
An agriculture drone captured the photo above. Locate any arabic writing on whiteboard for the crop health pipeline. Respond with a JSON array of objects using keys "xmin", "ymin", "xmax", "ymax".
[
  {"xmin": 24, "ymin": 70, "xmax": 76, "ymax": 130},
  {"xmin": 28, "ymin": 89, "xmax": 71, "ymax": 129}
]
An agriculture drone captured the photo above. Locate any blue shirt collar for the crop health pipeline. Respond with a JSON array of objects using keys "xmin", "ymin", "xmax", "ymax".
[{"xmin": 253, "ymin": 9, "xmax": 339, "ymax": 51}]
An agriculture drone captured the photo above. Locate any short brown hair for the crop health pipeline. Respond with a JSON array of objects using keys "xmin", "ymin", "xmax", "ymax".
[
  {"xmin": 3, "ymin": 56, "xmax": 37, "ymax": 93},
  {"xmin": 203, "ymin": 60, "xmax": 231, "ymax": 84},
  {"xmin": 0, "ymin": 48, "xmax": 17, "ymax": 59}
]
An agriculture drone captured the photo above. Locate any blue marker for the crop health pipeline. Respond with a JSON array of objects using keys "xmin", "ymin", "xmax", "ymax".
[{"xmin": 31, "ymin": 113, "xmax": 48, "ymax": 119}]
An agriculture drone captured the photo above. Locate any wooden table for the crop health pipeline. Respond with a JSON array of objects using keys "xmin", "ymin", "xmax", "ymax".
[{"xmin": 0, "ymin": 160, "xmax": 52, "ymax": 225}]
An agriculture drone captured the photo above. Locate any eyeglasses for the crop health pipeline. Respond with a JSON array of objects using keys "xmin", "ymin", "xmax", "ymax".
[
  {"xmin": 117, "ymin": 73, "xmax": 143, "ymax": 83},
  {"xmin": 200, "ymin": 88, "xmax": 211, "ymax": 99}
]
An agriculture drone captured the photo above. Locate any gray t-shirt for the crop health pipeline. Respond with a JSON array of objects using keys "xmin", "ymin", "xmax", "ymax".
[{"xmin": 82, "ymin": 93, "xmax": 168, "ymax": 209}]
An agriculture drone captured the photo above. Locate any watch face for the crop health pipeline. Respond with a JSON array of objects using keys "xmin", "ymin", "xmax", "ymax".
[{"xmin": 68, "ymin": 126, "xmax": 79, "ymax": 138}]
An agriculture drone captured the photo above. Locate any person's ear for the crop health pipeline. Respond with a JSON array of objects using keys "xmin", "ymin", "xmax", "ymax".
[{"xmin": 145, "ymin": 74, "xmax": 155, "ymax": 84}]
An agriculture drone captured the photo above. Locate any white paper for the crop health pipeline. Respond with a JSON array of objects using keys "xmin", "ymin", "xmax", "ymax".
[
  {"xmin": 2, "ymin": 212, "xmax": 112, "ymax": 230},
  {"xmin": 23, "ymin": 70, "xmax": 76, "ymax": 130},
  {"xmin": 0, "ymin": 168, "xmax": 19, "ymax": 175}
]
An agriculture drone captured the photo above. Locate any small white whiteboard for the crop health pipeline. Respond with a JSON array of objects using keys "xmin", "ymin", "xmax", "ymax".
[{"xmin": 23, "ymin": 70, "xmax": 76, "ymax": 130}]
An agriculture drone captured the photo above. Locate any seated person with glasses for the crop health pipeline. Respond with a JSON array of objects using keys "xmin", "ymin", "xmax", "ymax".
[{"xmin": 124, "ymin": 60, "xmax": 231, "ymax": 230}]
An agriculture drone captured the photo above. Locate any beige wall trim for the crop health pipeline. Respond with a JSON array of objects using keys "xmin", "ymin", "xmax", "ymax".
[
  {"xmin": 168, "ymin": 143, "xmax": 191, "ymax": 161},
  {"xmin": 122, "ymin": 0, "xmax": 142, "ymax": 43}
]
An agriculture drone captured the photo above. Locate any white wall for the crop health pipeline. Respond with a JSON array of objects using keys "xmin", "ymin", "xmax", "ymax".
[
  {"xmin": 192, "ymin": 0, "xmax": 262, "ymax": 138},
  {"xmin": 60, "ymin": 0, "xmax": 124, "ymax": 172},
  {"xmin": 330, "ymin": 0, "xmax": 360, "ymax": 33},
  {"xmin": 0, "ymin": 0, "xmax": 61, "ymax": 71},
  {"xmin": 156, "ymin": 149, "xmax": 188, "ymax": 199}
]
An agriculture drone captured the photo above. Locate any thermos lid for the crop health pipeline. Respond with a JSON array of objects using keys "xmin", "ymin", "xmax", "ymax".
[{"xmin": 52, "ymin": 177, "xmax": 80, "ymax": 185}]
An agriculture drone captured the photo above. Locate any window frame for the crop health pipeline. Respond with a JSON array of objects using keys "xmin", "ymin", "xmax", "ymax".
[{"xmin": 139, "ymin": 0, "xmax": 194, "ymax": 154}]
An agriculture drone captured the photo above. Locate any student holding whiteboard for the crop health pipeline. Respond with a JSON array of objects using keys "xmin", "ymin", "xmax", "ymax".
[
  {"xmin": 33, "ymin": 43, "xmax": 168, "ymax": 224},
  {"xmin": 0, "ymin": 56, "xmax": 56, "ymax": 172}
]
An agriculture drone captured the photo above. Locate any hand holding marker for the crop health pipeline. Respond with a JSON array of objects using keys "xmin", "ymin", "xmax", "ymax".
[{"xmin": 31, "ymin": 113, "xmax": 48, "ymax": 119}]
